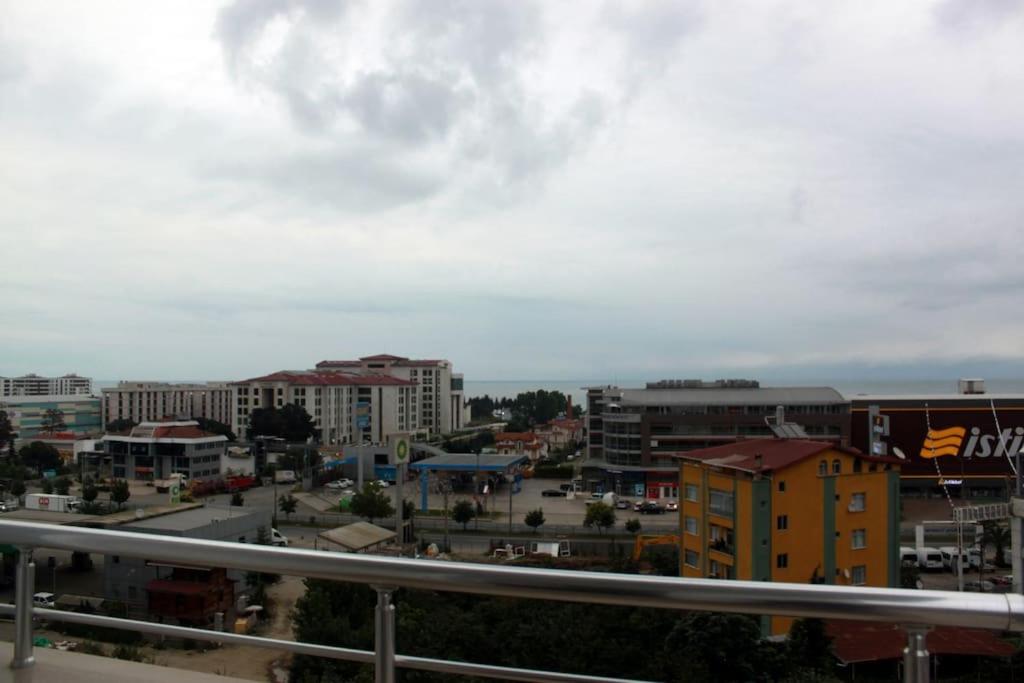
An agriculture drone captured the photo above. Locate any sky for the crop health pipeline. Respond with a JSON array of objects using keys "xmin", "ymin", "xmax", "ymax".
[{"xmin": 2, "ymin": 0, "xmax": 1024, "ymax": 382}]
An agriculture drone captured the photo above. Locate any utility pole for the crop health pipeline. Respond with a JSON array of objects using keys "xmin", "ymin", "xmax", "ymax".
[
  {"xmin": 1012, "ymin": 448, "xmax": 1023, "ymax": 594},
  {"xmin": 508, "ymin": 474, "xmax": 514, "ymax": 535}
]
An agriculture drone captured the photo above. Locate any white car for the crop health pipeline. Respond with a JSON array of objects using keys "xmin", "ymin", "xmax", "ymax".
[
  {"xmin": 337, "ymin": 478, "xmax": 354, "ymax": 488},
  {"xmin": 270, "ymin": 528, "xmax": 289, "ymax": 547},
  {"xmin": 375, "ymin": 480, "xmax": 390, "ymax": 488},
  {"xmin": 325, "ymin": 481, "xmax": 347, "ymax": 490},
  {"xmin": 33, "ymin": 592, "xmax": 56, "ymax": 608}
]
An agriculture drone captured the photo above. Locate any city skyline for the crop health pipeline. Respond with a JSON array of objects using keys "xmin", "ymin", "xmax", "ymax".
[{"xmin": 3, "ymin": 1, "xmax": 1024, "ymax": 381}]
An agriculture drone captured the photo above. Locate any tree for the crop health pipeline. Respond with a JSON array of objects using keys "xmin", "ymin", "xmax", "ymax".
[
  {"xmin": 247, "ymin": 404, "xmax": 317, "ymax": 443},
  {"xmin": 452, "ymin": 500, "xmax": 475, "ymax": 530},
  {"xmin": 193, "ymin": 417, "xmax": 237, "ymax": 441},
  {"xmin": 0, "ymin": 410, "xmax": 13, "ymax": 454},
  {"xmin": 983, "ymin": 521, "xmax": 1011, "ymax": 568},
  {"xmin": 19, "ymin": 441, "xmax": 61, "ymax": 475},
  {"xmin": 277, "ymin": 446, "xmax": 323, "ymax": 473},
  {"xmin": 81, "ymin": 479, "xmax": 98, "ymax": 504},
  {"xmin": 10, "ymin": 479, "xmax": 25, "ymax": 502},
  {"xmin": 41, "ymin": 478, "xmax": 54, "ymax": 494},
  {"xmin": 524, "ymin": 508, "xmax": 546, "ymax": 533},
  {"xmin": 231, "ymin": 491, "xmax": 245, "ymax": 507},
  {"xmin": 53, "ymin": 476, "xmax": 71, "ymax": 495},
  {"xmin": 664, "ymin": 612, "xmax": 778, "ymax": 681},
  {"xmin": 787, "ymin": 618, "xmax": 835, "ymax": 676},
  {"xmin": 349, "ymin": 483, "xmax": 394, "ymax": 524},
  {"xmin": 110, "ymin": 479, "xmax": 130, "ymax": 510},
  {"xmin": 279, "ymin": 494, "xmax": 298, "ymax": 520},
  {"xmin": 583, "ymin": 502, "xmax": 616, "ymax": 534},
  {"xmin": 105, "ymin": 419, "xmax": 137, "ymax": 433},
  {"xmin": 40, "ymin": 408, "xmax": 67, "ymax": 434},
  {"xmin": 625, "ymin": 518, "xmax": 641, "ymax": 535}
]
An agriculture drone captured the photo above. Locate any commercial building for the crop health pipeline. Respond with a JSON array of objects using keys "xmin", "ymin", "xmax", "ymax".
[
  {"xmin": 584, "ymin": 380, "xmax": 850, "ymax": 499},
  {"xmin": 103, "ymin": 420, "xmax": 228, "ymax": 482},
  {"xmin": 0, "ymin": 394, "xmax": 103, "ymax": 439},
  {"xmin": 0, "ymin": 373, "xmax": 92, "ymax": 396},
  {"xmin": 849, "ymin": 380, "xmax": 1024, "ymax": 499},
  {"xmin": 102, "ymin": 382, "xmax": 234, "ymax": 427},
  {"xmin": 675, "ymin": 439, "xmax": 901, "ymax": 634},
  {"xmin": 315, "ymin": 354, "xmax": 466, "ymax": 434}
]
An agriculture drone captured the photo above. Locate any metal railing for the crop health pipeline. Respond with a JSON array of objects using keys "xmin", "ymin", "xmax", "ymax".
[{"xmin": 1, "ymin": 520, "xmax": 1023, "ymax": 683}]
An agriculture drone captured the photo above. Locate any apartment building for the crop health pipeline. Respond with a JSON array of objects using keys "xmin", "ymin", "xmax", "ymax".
[
  {"xmin": 1, "ymin": 373, "xmax": 92, "ymax": 396},
  {"xmin": 102, "ymin": 382, "xmax": 234, "ymax": 427},
  {"xmin": 315, "ymin": 354, "xmax": 466, "ymax": 434},
  {"xmin": 584, "ymin": 380, "xmax": 850, "ymax": 498},
  {"xmin": 674, "ymin": 439, "xmax": 900, "ymax": 634},
  {"xmin": 103, "ymin": 420, "xmax": 228, "ymax": 482},
  {"xmin": 232, "ymin": 370, "xmax": 418, "ymax": 445}
]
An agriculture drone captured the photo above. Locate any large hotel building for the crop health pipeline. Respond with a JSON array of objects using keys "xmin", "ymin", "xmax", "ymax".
[
  {"xmin": 1, "ymin": 373, "xmax": 93, "ymax": 396},
  {"xmin": 102, "ymin": 382, "xmax": 235, "ymax": 427}
]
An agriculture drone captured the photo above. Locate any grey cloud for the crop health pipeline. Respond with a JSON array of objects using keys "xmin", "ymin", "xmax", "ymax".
[
  {"xmin": 934, "ymin": 0, "xmax": 1024, "ymax": 34},
  {"xmin": 603, "ymin": 1, "xmax": 704, "ymax": 75}
]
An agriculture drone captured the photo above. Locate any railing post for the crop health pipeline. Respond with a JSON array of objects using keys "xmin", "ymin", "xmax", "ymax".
[
  {"xmin": 902, "ymin": 625, "xmax": 930, "ymax": 682},
  {"xmin": 11, "ymin": 546, "xmax": 35, "ymax": 670},
  {"xmin": 373, "ymin": 585, "xmax": 396, "ymax": 683}
]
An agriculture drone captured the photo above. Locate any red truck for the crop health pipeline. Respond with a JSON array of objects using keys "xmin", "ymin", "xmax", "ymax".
[{"xmin": 225, "ymin": 475, "xmax": 256, "ymax": 493}]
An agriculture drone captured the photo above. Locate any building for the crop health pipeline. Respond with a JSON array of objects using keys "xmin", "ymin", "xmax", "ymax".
[
  {"xmin": 0, "ymin": 373, "xmax": 92, "ymax": 397},
  {"xmin": 534, "ymin": 417, "xmax": 584, "ymax": 452},
  {"xmin": 315, "ymin": 354, "xmax": 466, "ymax": 435},
  {"xmin": 494, "ymin": 432, "xmax": 546, "ymax": 462},
  {"xmin": 232, "ymin": 371, "xmax": 418, "ymax": 446},
  {"xmin": 102, "ymin": 382, "xmax": 234, "ymax": 427},
  {"xmin": 102, "ymin": 505, "xmax": 272, "ymax": 622},
  {"xmin": 584, "ymin": 380, "xmax": 850, "ymax": 499},
  {"xmin": 674, "ymin": 439, "xmax": 900, "ymax": 634},
  {"xmin": 0, "ymin": 394, "xmax": 103, "ymax": 439},
  {"xmin": 103, "ymin": 420, "xmax": 228, "ymax": 482},
  {"xmin": 849, "ymin": 381, "xmax": 1024, "ymax": 500}
]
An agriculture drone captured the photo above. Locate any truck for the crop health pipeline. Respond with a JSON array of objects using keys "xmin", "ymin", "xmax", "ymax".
[
  {"xmin": 275, "ymin": 470, "xmax": 297, "ymax": 485},
  {"xmin": 153, "ymin": 473, "xmax": 188, "ymax": 493},
  {"xmin": 225, "ymin": 474, "xmax": 257, "ymax": 493},
  {"xmin": 25, "ymin": 494, "xmax": 80, "ymax": 513}
]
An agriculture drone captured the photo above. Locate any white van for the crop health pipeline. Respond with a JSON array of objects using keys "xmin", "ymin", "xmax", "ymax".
[
  {"xmin": 938, "ymin": 546, "xmax": 969, "ymax": 572},
  {"xmin": 917, "ymin": 547, "xmax": 944, "ymax": 571},
  {"xmin": 33, "ymin": 592, "xmax": 56, "ymax": 608},
  {"xmin": 271, "ymin": 528, "xmax": 289, "ymax": 547},
  {"xmin": 900, "ymin": 547, "xmax": 918, "ymax": 567}
]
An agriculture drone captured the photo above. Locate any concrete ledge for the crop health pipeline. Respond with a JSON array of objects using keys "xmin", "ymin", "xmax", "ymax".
[{"xmin": 0, "ymin": 642, "xmax": 254, "ymax": 683}]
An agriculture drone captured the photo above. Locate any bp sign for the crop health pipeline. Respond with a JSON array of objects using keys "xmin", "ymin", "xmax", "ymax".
[
  {"xmin": 169, "ymin": 483, "xmax": 181, "ymax": 505},
  {"xmin": 394, "ymin": 438, "xmax": 409, "ymax": 463}
]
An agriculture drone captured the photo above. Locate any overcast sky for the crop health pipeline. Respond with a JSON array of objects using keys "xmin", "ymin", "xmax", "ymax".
[{"xmin": 2, "ymin": 1, "xmax": 1024, "ymax": 383}]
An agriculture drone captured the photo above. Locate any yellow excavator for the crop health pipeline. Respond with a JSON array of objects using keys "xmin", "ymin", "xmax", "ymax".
[{"xmin": 632, "ymin": 534, "xmax": 680, "ymax": 561}]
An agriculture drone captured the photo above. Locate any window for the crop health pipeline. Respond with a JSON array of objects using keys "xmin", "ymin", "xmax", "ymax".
[
  {"xmin": 776, "ymin": 553, "xmax": 789, "ymax": 569},
  {"xmin": 851, "ymin": 565, "xmax": 867, "ymax": 585},
  {"xmin": 684, "ymin": 483, "xmax": 699, "ymax": 502},
  {"xmin": 850, "ymin": 493, "xmax": 866, "ymax": 512},
  {"xmin": 853, "ymin": 458, "xmax": 863, "ymax": 473},
  {"xmin": 852, "ymin": 529, "xmax": 866, "ymax": 549},
  {"xmin": 818, "ymin": 460, "xmax": 827, "ymax": 476},
  {"xmin": 684, "ymin": 549, "xmax": 700, "ymax": 568},
  {"xmin": 832, "ymin": 459, "xmax": 841, "ymax": 474},
  {"xmin": 685, "ymin": 516, "xmax": 698, "ymax": 535},
  {"xmin": 709, "ymin": 560, "xmax": 720, "ymax": 578},
  {"xmin": 777, "ymin": 480, "xmax": 786, "ymax": 492},
  {"xmin": 776, "ymin": 515, "xmax": 788, "ymax": 530},
  {"xmin": 708, "ymin": 489, "xmax": 734, "ymax": 517}
]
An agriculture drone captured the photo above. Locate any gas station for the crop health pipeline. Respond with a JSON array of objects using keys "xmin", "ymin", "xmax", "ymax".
[{"xmin": 409, "ymin": 453, "xmax": 529, "ymax": 512}]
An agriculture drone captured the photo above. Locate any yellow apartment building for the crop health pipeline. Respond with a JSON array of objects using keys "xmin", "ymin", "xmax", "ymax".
[{"xmin": 674, "ymin": 439, "xmax": 901, "ymax": 634}]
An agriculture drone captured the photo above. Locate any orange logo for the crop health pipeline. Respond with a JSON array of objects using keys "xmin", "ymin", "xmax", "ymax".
[{"xmin": 919, "ymin": 426, "xmax": 966, "ymax": 459}]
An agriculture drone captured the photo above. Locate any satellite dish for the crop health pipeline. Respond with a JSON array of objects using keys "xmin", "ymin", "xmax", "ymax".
[
  {"xmin": 843, "ymin": 568, "xmax": 851, "ymax": 579},
  {"xmin": 893, "ymin": 447, "xmax": 906, "ymax": 460}
]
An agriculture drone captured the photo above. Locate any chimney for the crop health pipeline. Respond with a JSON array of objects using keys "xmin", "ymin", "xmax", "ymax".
[
  {"xmin": 567, "ymin": 396, "xmax": 573, "ymax": 420},
  {"xmin": 775, "ymin": 405, "xmax": 785, "ymax": 426},
  {"xmin": 754, "ymin": 454, "xmax": 764, "ymax": 470}
]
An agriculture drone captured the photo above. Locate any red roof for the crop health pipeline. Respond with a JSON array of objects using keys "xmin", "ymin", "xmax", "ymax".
[
  {"xmin": 359, "ymin": 354, "xmax": 408, "ymax": 361},
  {"xmin": 495, "ymin": 432, "xmax": 540, "ymax": 443},
  {"xmin": 235, "ymin": 371, "xmax": 416, "ymax": 387},
  {"xmin": 316, "ymin": 357, "xmax": 446, "ymax": 368},
  {"xmin": 826, "ymin": 621, "xmax": 1015, "ymax": 663},
  {"xmin": 146, "ymin": 579, "xmax": 208, "ymax": 596},
  {"xmin": 672, "ymin": 439, "xmax": 901, "ymax": 473},
  {"xmin": 151, "ymin": 426, "xmax": 211, "ymax": 438}
]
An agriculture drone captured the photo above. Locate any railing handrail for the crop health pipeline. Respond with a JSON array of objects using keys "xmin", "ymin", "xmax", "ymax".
[{"xmin": 1, "ymin": 520, "xmax": 1022, "ymax": 632}]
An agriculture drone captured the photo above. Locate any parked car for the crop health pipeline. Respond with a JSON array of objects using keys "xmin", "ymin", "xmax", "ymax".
[
  {"xmin": 325, "ymin": 480, "xmax": 347, "ymax": 490},
  {"xmin": 375, "ymin": 480, "xmax": 390, "ymax": 488},
  {"xmin": 639, "ymin": 502, "xmax": 665, "ymax": 515},
  {"xmin": 271, "ymin": 528, "xmax": 289, "ymax": 547},
  {"xmin": 615, "ymin": 499, "xmax": 631, "ymax": 509},
  {"xmin": 33, "ymin": 592, "xmax": 56, "ymax": 609},
  {"xmin": 0, "ymin": 500, "xmax": 19, "ymax": 512},
  {"xmin": 633, "ymin": 500, "xmax": 644, "ymax": 512},
  {"xmin": 665, "ymin": 501, "xmax": 679, "ymax": 512},
  {"xmin": 965, "ymin": 580, "xmax": 994, "ymax": 592},
  {"xmin": 590, "ymin": 492, "xmax": 604, "ymax": 499},
  {"xmin": 542, "ymin": 489, "xmax": 566, "ymax": 497},
  {"xmin": 991, "ymin": 575, "xmax": 1013, "ymax": 587},
  {"xmin": 337, "ymin": 478, "xmax": 354, "ymax": 488}
]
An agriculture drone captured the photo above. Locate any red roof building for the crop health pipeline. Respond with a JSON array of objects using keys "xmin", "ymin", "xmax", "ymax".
[
  {"xmin": 495, "ymin": 432, "xmax": 547, "ymax": 462},
  {"xmin": 826, "ymin": 620, "xmax": 1015, "ymax": 665}
]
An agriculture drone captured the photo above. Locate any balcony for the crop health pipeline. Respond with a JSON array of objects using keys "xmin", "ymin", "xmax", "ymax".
[
  {"xmin": 1, "ymin": 520, "xmax": 1022, "ymax": 682},
  {"xmin": 708, "ymin": 538, "xmax": 735, "ymax": 557}
]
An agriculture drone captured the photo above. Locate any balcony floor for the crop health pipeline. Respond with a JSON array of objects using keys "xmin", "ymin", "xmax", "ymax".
[{"xmin": 0, "ymin": 643, "xmax": 254, "ymax": 683}]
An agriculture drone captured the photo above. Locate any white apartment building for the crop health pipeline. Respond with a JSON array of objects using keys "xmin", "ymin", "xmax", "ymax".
[
  {"xmin": 231, "ymin": 371, "xmax": 418, "ymax": 445},
  {"xmin": 102, "ymin": 382, "xmax": 234, "ymax": 427},
  {"xmin": 1, "ymin": 373, "xmax": 93, "ymax": 396},
  {"xmin": 315, "ymin": 354, "xmax": 466, "ymax": 434}
]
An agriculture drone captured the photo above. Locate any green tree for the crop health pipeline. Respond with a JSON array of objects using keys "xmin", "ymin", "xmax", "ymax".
[
  {"xmin": 19, "ymin": 441, "xmax": 61, "ymax": 475},
  {"xmin": 278, "ymin": 494, "xmax": 298, "ymax": 520},
  {"xmin": 81, "ymin": 479, "xmax": 98, "ymax": 504},
  {"xmin": 230, "ymin": 491, "xmax": 245, "ymax": 507},
  {"xmin": 452, "ymin": 500, "xmax": 475, "ymax": 530},
  {"xmin": 583, "ymin": 502, "xmax": 616, "ymax": 534},
  {"xmin": 110, "ymin": 479, "xmax": 130, "ymax": 510},
  {"xmin": 983, "ymin": 521, "xmax": 1011, "ymax": 567},
  {"xmin": 277, "ymin": 446, "xmax": 323, "ymax": 473},
  {"xmin": 40, "ymin": 408, "xmax": 67, "ymax": 434},
  {"xmin": 625, "ymin": 518, "xmax": 641, "ymax": 535},
  {"xmin": 247, "ymin": 404, "xmax": 317, "ymax": 443},
  {"xmin": 53, "ymin": 476, "xmax": 71, "ymax": 495},
  {"xmin": 0, "ymin": 410, "xmax": 13, "ymax": 454},
  {"xmin": 664, "ymin": 612, "xmax": 783, "ymax": 681},
  {"xmin": 41, "ymin": 478, "xmax": 54, "ymax": 494},
  {"xmin": 105, "ymin": 419, "xmax": 137, "ymax": 433},
  {"xmin": 193, "ymin": 417, "xmax": 237, "ymax": 441},
  {"xmin": 787, "ymin": 618, "xmax": 835, "ymax": 676},
  {"xmin": 349, "ymin": 483, "xmax": 394, "ymax": 524},
  {"xmin": 524, "ymin": 508, "xmax": 545, "ymax": 533},
  {"xmin": 10, "ymin": 478, "xmax": 26, "ymax": 502}
]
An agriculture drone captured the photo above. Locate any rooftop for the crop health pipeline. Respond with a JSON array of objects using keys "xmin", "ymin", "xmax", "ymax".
[
  {"xmin": 672, "ymin": 438, "xmax": 901, "ymax": 473},
  {"xmin": 826, "ymin": 621, "xmax": 1016, "ymax": 663},
  {"xmin": 318, "ymin": 522, "xmax": 396, "ymax": 552},
  {"xmin": 119, "ymin": 505, "xmax": 263, "ymax": 532},
  {"xmin": 235, "ymin": 370, "xmax": 416, "ymax": 386},
  {"xmin": 410, "ymin": 453, "xmax": 528, "ymax": 471},
  {"xmin": 106, "ymin": 420, "xmax": 226, "ymax": 441},
  {"xmin": 616, "ymin": 386, "xmax": 846, "ymax": 406}
]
